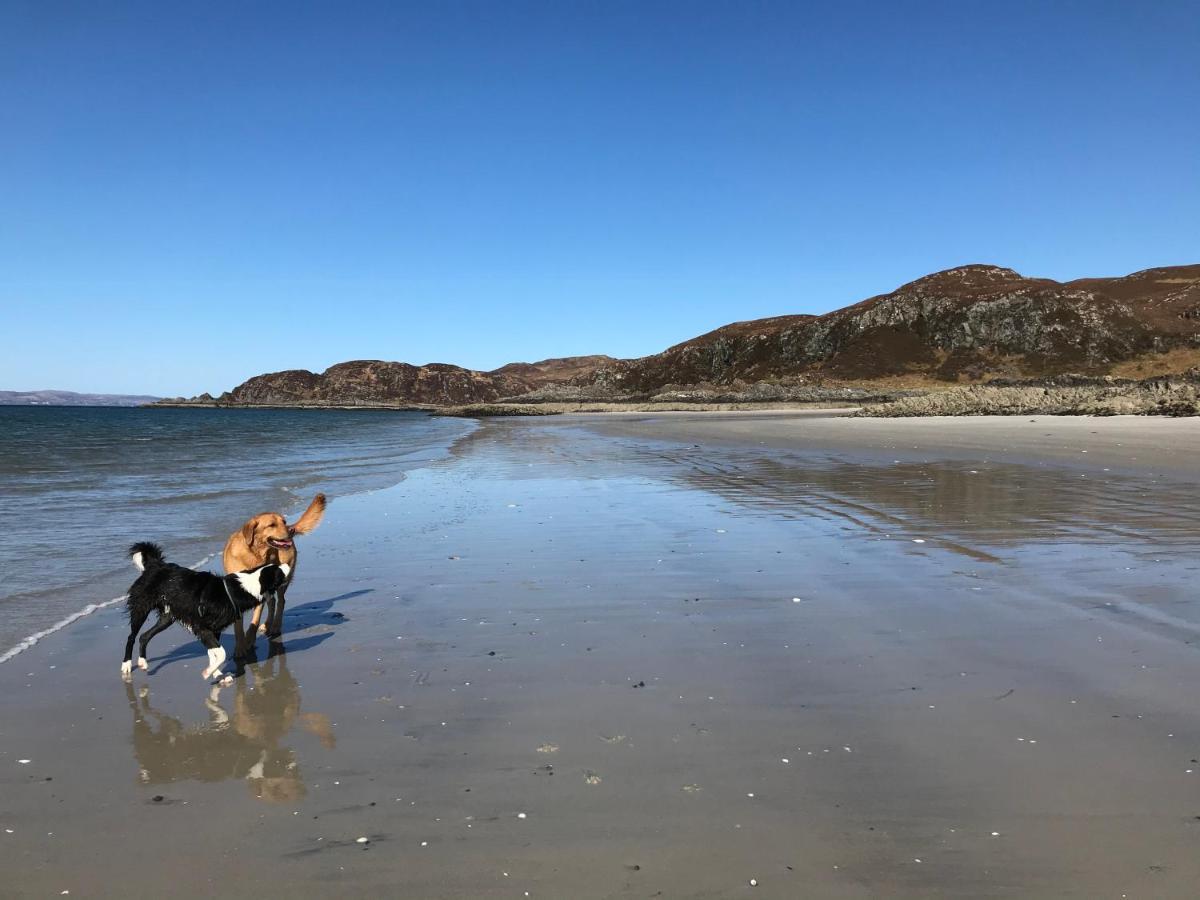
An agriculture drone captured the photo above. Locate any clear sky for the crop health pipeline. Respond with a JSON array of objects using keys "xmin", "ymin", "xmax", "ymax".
[{"xmin": 2, "ymin": 1, "xmax": 1197, "ymax": 396}]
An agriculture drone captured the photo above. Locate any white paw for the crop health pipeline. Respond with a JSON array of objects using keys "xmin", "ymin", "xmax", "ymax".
[
  {"xmin": 257, "ymin": 624, "xmax": 268, "ymax": 635},
  {"xmin": 219, "ymin": 674, "xmax": 234, "ymax": 687},
  {"xmin": 137, "ymin": 657, "xmax": 148, "ymax": 671},
  {"xmin": 121, "ymin": 660, "xmax": 132, "ymax": 676},
  {"xmin": 201, "ymin": 666, "xmax": 213, "ymax": 679}
]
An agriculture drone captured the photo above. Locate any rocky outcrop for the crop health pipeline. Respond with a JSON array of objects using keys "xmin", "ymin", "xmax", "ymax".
[
  {"xmin": 856, "ymin": 372, "xmax": 1200, "ymax": 417},
  {"xmin": 159, "ymin": 357, "xmax": 619, "ymax": 408},
  {"xmin": 576, "ymin": 264, "xmax": 1200, "ymax": 395},
  {"xmin": 219, "ymin": 361, "xmax": 531, "ymax": 407}
]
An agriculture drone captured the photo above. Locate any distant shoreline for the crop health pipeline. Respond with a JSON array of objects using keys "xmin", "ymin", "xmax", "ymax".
[
  {"xmin": 146, "ymin": 400, "xmax": 434, "ymax": 411},
  {"xmin": 149, "ymin": 399, "xmax": 864, "ymax": 415},
  {"xmin": 149, "ymin": 372, "xmax": 1200, "ymax": 418}
]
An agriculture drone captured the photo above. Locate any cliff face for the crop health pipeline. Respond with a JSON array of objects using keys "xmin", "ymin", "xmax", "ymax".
[
  {"xmin": 580, "ymin": 264, "xmax": 1200, "ymax": 394},
  {"xmin": 165, "ymin": 264, "xmax": 1200, "ymax": 407}
]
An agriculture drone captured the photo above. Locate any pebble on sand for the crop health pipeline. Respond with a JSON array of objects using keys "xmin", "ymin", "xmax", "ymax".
[{"xmin": 356, "ymin": 837, "xmax": 369, "ymax": 844}]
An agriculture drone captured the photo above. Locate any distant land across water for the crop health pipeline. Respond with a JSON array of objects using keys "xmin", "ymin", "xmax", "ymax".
[{"xmin": 0, "ymin": 390, "xmax": 161, "ymax": 407}]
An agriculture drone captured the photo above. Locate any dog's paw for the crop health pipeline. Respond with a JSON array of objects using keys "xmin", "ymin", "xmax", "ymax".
[
  {"xmin": 219, "ymin": 674, "xmax": 234, "ymax": 687},
  {"xmin": 201, "ymin": 666, "xmax": 213, "ymax": 679},
  {"xmin": 121, "ymin": 660, "xmax": 132, "ymax": 676},
  {"xmin": 137, "ymin": 657, "xmax": 148, "ymax": 671},
  {"xmin": 257, "ymin": 624, "xmax": 269, "ymax": 636}
]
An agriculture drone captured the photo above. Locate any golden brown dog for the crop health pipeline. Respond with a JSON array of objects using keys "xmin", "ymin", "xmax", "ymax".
[{"xmin": 223, "ymin": 493, "xmax": 325, "ymax": 644}]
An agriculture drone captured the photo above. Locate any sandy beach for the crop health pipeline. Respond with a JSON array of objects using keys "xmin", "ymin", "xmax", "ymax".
[{"xmin": 4, "ymin": 412, "xmax": 1200, "ymax": 898}]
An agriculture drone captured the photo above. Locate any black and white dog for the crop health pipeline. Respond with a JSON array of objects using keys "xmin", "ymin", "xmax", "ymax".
[{"xmin": 122, "ymin": 542, "xmax": 290, "ymax": 684}]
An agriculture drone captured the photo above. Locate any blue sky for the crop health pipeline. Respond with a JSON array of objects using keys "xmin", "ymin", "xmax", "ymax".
[{"xmin": 2, "ymin": 1, "xmax": 1197, "ymax": 396}]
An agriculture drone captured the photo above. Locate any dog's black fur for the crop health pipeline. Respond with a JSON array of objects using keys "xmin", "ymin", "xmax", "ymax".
[{"xmin": 122, "ymin": 542, "xmax": 289, "ymax": 683}]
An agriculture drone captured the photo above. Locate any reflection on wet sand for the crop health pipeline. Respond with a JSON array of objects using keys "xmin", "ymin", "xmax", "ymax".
[
  {"xmin": 126, "ymin": 647, "xmax": 334, "ymax": 802},
  {"xmin": 453, "ymin": 420, "xmax": 1200, "ymax": 556},
  {"xmin": 675, "ymin": 454, "xmax": 1200, "ymax": 553}
]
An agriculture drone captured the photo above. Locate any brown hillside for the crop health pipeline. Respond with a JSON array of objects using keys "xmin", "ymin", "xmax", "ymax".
[{"xmin": 161, "ymin": 263, "xmax": 1200, "ymax": 407}]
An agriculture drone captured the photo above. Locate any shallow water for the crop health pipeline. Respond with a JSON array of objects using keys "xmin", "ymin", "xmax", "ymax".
[{"xmin": 0, "ymin": 406, "xmax": 473, "ymax": 660}]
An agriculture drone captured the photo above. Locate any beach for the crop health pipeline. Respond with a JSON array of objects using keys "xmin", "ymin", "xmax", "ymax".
[{"xmin": 4, "ymin": 411, "xmax": 1200, "ymax": 898}]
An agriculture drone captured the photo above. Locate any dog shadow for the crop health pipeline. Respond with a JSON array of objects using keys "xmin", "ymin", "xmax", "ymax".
[
  {"xmin": 126, "ymin": 645, "xmax": 336, "ymax": 802},
  {"xmin": 145, "ymin": 589, "xmax": 372, "ymax": 677}
]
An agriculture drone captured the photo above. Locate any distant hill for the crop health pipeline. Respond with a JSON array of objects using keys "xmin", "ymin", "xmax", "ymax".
[
  {"xmin": 159, "ymin": 263, "xmax": 1200, "ymax": 407},
  {"xmin": 157, "ymin": 356, "xmax": 619, "ymax": 407},
  {"xmin": 0, "ymin": 390, "xmax": 161, "ymax": 407}
]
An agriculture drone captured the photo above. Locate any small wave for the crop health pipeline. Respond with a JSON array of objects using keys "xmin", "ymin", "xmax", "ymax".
[{"xmin": 0, "ymin": 553, "xmax": 215, "ymax": 666}]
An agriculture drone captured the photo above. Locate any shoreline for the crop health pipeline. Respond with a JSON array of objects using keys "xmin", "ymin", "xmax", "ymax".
[{"xmin": 4, "ymin": 413, "xmax": 1200, "ymax": 897}]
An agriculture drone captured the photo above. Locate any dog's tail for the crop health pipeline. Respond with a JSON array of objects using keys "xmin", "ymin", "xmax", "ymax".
[
  {"xmin": 290, "ymin": 493, "xmax": 327, "ymax": 536},
  {"xmin": 129, "ymin": 542, "xmax": 165, "ymax": 572}
]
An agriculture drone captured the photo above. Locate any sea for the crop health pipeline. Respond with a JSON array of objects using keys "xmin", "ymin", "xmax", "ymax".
[{"xmin": 0, "ymin": 406, "xmax": 474, "ymax": 663}]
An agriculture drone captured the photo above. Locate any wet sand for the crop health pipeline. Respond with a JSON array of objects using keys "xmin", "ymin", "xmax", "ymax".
[{"xmin": 3, "ymin": 413, "xmax": 1200, "ymax": 898}]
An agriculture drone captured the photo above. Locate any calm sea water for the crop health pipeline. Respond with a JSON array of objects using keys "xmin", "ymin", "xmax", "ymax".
[{"xmin": 0, "ymin": 406, "xmax": 474, "ymax": 661}]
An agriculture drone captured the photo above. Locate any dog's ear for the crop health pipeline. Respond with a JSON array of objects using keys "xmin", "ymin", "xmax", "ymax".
[{"xmin": 242, "ymin": 519, "xmax": 258, "ymax": 548}]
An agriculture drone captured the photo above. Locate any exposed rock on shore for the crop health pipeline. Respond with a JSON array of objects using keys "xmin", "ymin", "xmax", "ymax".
[
  {"xmin": 857, "ymin": 373, "xmax": 1200, "ymax": 417},
  {"xmin": 434, "ymin": 404, "xmax": 563, "ymax": 418}
]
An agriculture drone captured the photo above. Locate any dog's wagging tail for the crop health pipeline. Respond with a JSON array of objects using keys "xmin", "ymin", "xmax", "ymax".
[{"xmin": 122, "ymin": 542, "xmax": 290, "ymax": 684}]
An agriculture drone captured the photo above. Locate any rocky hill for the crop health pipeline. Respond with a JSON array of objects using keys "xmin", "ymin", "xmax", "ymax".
[
  {"xmin": 157, "ymin": 356, "xmax": 620, "ymax": 408},
  {"xmin": 160, "ymin": 264, "xmax": 1200, "ymax": 407},
  {"xmin": 567, "ymin": 264, "xmax": 1200, "ymax": 397}
]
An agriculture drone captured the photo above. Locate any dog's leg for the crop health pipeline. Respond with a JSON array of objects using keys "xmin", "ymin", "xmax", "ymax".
[
  {"xmin": 198, "ymin": 631, "xmax": 227, "ymax": 681},
  {"xmin": 232, "ymin": 610, "xmax": 251, "ymax": 660},
  {"xmin": 137, "ymin": 614, "xmax": 174, "ymax": 671},
  {"xmin": 250, "ymin": 601, "xmax": 267, "ymax": 636},
  {"xmin": 122, "ymin": 609, "xmax": 150, "ymax": 677},
  {"xmin": 267, "ymin": 586, "xmax": 287, "ymax": 640},
  {"xmin": 262, "ymin": 592, "xmax": 276, "ymax": 639}
]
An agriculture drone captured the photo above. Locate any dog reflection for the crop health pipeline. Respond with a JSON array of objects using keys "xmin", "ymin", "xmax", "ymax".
[{"xmin": 126, "ymin": 648, "xmax": 334, "ymax": 802}]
